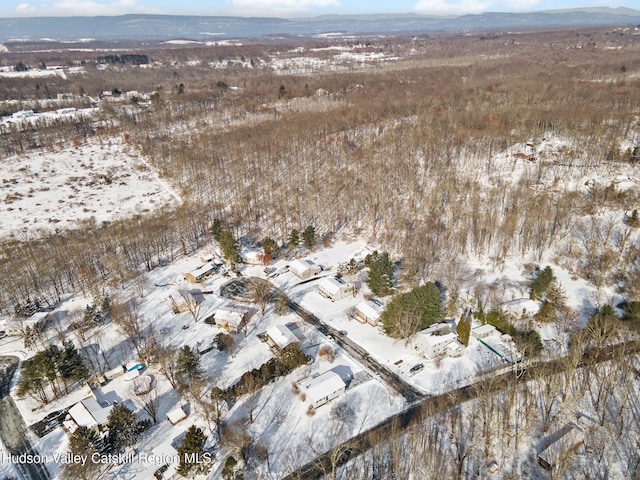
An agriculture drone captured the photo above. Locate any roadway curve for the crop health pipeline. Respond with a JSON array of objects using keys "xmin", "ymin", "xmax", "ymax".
[{"xmin": 0, "ymin": 356, "xmax": 50, "ymax": 480}]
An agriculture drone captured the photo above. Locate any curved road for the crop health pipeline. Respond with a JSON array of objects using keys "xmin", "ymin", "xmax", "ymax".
[{"xmin": 0, "ymin": 356, "xmax": 50, "ymax": 480}]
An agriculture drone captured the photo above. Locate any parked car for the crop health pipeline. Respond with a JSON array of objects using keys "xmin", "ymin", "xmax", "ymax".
[
  {"xmin": 338, "ymin": 330, "xmax": 347, "ymax": 336},
  {"xmin": 409, "ymin": 363, "xmax": 424, "ymax": 374}
]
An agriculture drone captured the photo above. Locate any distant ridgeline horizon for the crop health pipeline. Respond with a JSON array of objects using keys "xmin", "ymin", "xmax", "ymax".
[{"xmin": 0, "ymin": 7, "xmax": 640, "ymax": 42}]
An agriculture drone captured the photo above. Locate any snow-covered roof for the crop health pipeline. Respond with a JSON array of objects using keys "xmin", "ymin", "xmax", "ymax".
[
  {"xmin": 68, "ymin": 398, "xmax": 112, "ymax": 428},
  {"xmin": 166, "ymin": 405, "xmax": 187, "ymax": 425},
  {"xmin": 472, "ymin": 324, "xmax": 497, "ymax": 336},
  {"xmin": 355, "ymin": 300, "xmax": 383, "ymax": 320},
  {"xmin": 419, "ymin": 331, "xmax": 457, "ymax": 347},
  {"xmin": 303, "ymin": 371, "xmax": 346, "ymax": 405},
  {"xmin": 216, "ymin": 304, "xmax": 249, "ymax": 322},
  {"xmin": 267, "ymin": 324, "xmax": 298, "ymax": 349},
  {"xmin": 318, "ymin": 276, "xmax": 348, "ymax": 296},
  {"xmin": 290, "ymin": 258, "xmax": 320, "ymax": 275},
  {"xmin": 188, "ymin": 262, "xmax": 215, "ymax": 279},
  {"xmin": 502, "ymin": 298, "xmax": 540, "ymax": 316}
]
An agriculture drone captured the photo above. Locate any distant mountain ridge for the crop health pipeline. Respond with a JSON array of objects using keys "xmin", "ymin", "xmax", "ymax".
[{"xmin": 0, "ymin": 7, "xmax": 639, "ymax": 42}]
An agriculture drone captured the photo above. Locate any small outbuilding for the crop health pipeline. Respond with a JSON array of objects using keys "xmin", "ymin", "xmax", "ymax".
[
  {"xmin": 318, "ymin": 276, "xmax": 352, "ymax": 302},
  {"xmin": 166, "ymin": 405, "xmax": 187, "ymax": 425},
  {"xmin": 289, "ymin": 259, "xmax": 321, "ymax": 279},
  {"xmin": 299, "ymin": 370, "xmax": 346, "ymax": 409}
]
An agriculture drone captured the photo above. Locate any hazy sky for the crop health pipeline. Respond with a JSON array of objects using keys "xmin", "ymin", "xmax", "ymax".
[{"xmin": 1, "ymin": 0, "xmax": 638, "ymax": 18}]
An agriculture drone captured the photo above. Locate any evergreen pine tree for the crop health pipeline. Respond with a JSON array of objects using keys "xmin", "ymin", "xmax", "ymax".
[
  {"xmin": 106, "ymin": 404, "xmax": 139, "ymax": 453},
  {"xmin": 177, "ymin": 425, "xmax": 209, "ymax": 477},
  {"xmin": 364, "ymin": 251, "xmax": 395, "ymax": 296},
  {"xmin": 288, "ymin": 229, "xmax": 300, "ymax": 250},
  {"xmin": 176, "ymin": 345, "xmax": 203, "ymax": 386},
  {"xmin": 302, "ymin": 225, "xmax": 316, "ymax": 250},
  {"xmin": 457, "ymin": 309, "xmax": 471, "ymax": 347},
  {"xmin": 219, "ymin": 230, "xmax": 241, "ymax": 269},
  {"xmin": 64, "ymin": 426, "xmax": 102, "ymax": 480}
]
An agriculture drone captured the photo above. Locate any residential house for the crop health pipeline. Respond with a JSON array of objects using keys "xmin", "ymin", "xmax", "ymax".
[
  {"xmin": 215, "ymin": 304, "xmax": 251, "ymax": 333},
  {"xmin": 503, "ymin": 298, "xmax": 540, "ymax": 318},
  {"xmin": 66, "ymin": 398, "xmax": 113, "ymax": 432},
  {"xmin": 267, "ymin": 324, "xmax": 299, "ymax": 350},
  {"xmin": 184, "ymin": 263, "xmax": 216, "ymax": 283},
  {"xmin": 355, "ymin": 299, "xmax": 383, "ymax": 326},
  {"xmin": 318, "ymin": 276, "xmax": 352, "ymax": 302},
  {"xmin": 289, "ymin": 259, "xmax": 321, "ymax": 279},
  {"xmin": 414, "ymin": 323, "xmax": 458, "ymax": 359},
  {"xmin": 299, "ymin": 370, "xmax": 346, "ymax": 408},
  {"xmin": 471, "ymin": 324, "xmax": 498, "ymax": 339}
]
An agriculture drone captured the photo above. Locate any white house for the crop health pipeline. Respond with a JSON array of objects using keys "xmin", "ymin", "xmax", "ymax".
[
  {"xmin": 267, "ymin": 324, "xmax": 298, "ymax": 349},
  {"xmin": 318, "ymin": 276, "xmax": 352, "ymax": 302},
  {"xmin": 471, "ymin": 324, "xmax": 498, "ymax": 339},
  {"xmin": 299, "ymin": 370, "xmax": 346, "ymax": 408},
  {"xmin": 414, "ymin": 323, "xmax": 458, "ymax": 359},
  {"xmin": 67, "ymin": 398, "xmax": 113, "ymax": 431},
  {"xmin": 355, "ymin": 299, "xmax": 383, "ymax": 326},
  {"xmin": 289, "ymin": 259, "xmax": 321, "ymax": 279},
  {"xmin": 215, "ymin": 304, "xmax": 251, "ymax": 332},
  {"xmin": 503, "ymin": 298, "xmax": 540, "ymax": 318}
]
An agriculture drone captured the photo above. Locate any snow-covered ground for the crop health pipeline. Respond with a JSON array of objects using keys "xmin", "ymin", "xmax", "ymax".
[{"xmin": 0, "ymin": 136, "xmax": 181, "ymax": 239}]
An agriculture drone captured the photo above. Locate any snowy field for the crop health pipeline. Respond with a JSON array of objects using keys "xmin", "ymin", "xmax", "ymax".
[{"xmin": 0, "ymin": 136, "xmax": 181, "ymax": 239}]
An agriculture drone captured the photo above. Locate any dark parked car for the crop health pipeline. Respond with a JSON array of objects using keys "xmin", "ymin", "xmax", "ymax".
[{"xmin": 409, "ymin": 363, "xmax": 424, "ymax": 374}]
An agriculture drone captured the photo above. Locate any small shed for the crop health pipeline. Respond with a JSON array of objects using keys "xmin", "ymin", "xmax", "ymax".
[
  {"xmin": 447, "ymin": 340, "xmax": 464, "ymax": 357},
  {"xmin": 471, "ymin": 324, "xmax": 497, "ymax": 339},
  {"xmin": 185, "ymin": 263, "xmax": 216, "ymax": 283},
  {"xmin": 267, "ymin": 324, "xmax": 298, "ymax": 350},
  {"xmin": 299, "ymin": 370, "xmax": 346, "ymax": 409},
  {"xmin": 166, "ymin": 405, "xmax": 187, "ymax": 425},
  {"xmin": 290, "ymin": 259, "xmax": 321, "ymax": 279},
  {"xmin": 318, "ymin": 277, "xmax": 352, "ymax": 302},
  {"xmin": 355, "ymin": 299, "xmax": 383, "ymax": 326}
]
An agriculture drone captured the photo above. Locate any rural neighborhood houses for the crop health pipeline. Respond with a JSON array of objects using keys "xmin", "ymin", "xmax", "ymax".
[
  {"xmin": 289, "ymin": 258, "xmax": 321, "ymax": 279},
  {"xmin": 298, "ymin": 370, "xmax": 347, "ymax": 409},
  {"xmin": 215, "ymin": 303, "xmax": 251, "ymax": 332},
  {"xmin": 413, "ymin": 323, "xmax": 462, "ymax": 359},
  {"xmin": 267, "ymin": 324, "xmax": 299, "ymax": 350},
  {"xmin": 184, "ymin": 262, "xmax": 216, "ymax": 283},
  {"xmin": 354, "ymin": 299, "xmax": 383, "ymax": 326},
  {"xmin": 318, "ymin": 276, "xmax": 353, "ymax": 302},
  {"xmin": 65, "ymin": 397, "xmax": 113, "ymax": 432}
]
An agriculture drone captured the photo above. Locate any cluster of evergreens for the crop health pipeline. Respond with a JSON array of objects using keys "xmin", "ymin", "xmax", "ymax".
[{"xmin": 16, "ymin": 340, "xmax": 88, "ymax": 404}]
